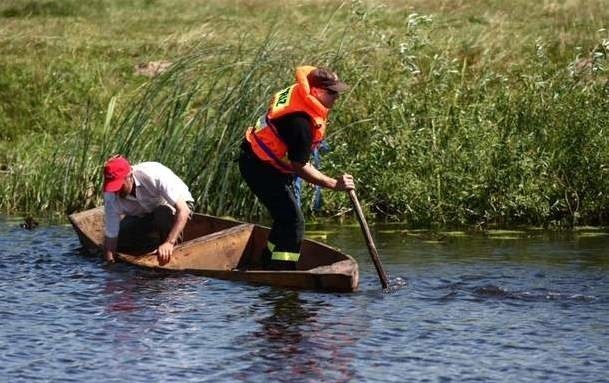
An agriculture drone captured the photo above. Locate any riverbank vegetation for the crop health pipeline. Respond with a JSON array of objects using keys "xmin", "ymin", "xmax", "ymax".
[{"xmin": 1, "ymin": 0, "xmax": 608, "ymax": 227}]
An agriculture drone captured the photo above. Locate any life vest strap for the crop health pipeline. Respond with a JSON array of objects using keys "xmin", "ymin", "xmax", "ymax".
[{"xmin": 250, "ymin": 124, "xmax": 294, "ymax": 172}]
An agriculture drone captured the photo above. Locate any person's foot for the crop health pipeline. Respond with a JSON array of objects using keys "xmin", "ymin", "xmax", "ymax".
[
  {"xmin": 264, "ymin": 259, "xmax": 296, "ymax": 271},
  {"xmin": 260, "ymin": 248, "xmax": 273, "ymax": 268}
]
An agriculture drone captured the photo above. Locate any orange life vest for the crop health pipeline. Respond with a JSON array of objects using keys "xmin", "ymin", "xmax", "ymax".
[{"xmin": 245, "ymin": 66, "xmax": 329, "ymax": 173}]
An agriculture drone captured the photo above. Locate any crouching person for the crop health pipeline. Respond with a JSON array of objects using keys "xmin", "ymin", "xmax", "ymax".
[{"xmin": 102, "ymin": 155, "xmax": 195, "ymax": 265}]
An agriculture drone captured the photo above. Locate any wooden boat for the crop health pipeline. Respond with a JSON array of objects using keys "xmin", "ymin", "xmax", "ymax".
[{"xmin": 68, "ymin": 207, "xmax": 359, "ymax": 292}]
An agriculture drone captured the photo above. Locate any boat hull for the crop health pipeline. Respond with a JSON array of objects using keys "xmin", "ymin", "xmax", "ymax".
[{"xmin": 68, "ymin": 207, "xmax": 359, "ymax": 292}]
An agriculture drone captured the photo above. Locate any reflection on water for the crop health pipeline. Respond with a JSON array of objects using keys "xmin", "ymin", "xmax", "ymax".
[
  {"xmin": 254, "ymin": 290, "xmax": 316, "ymax": 352},
  {"xmin": 232, "ymin": 290, "xmax": 359, "ymax": 382},
  {"xmin": 1, "ymin": 217, "xmax": 608, "ymax": 382}
]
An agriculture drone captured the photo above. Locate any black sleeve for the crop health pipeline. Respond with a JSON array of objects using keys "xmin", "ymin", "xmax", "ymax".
[{"xmin": 271, "ymin": 112, "xmax": 312, "ymax": 164}]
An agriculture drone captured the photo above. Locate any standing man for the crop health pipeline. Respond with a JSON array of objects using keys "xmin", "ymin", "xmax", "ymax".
[
  {"xmin": 239, "ymin": 66, "xmax": 355, "ymax": 270},
  {"xmin": 102, "ymin": 155, "xmax": 195, "ymax": 265}
]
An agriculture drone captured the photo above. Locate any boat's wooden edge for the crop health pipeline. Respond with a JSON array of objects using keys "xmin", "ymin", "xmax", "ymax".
[
  {"xmin": 211, "ymin": 261, "xmax": 359, "ymax": 292},
  {"xmin": 179, "ymin": 223, "xmax": 255, "ymax": 249},
  {"xmin": 68, "ymin": 208, "xmax": 104, "ymax": 251},
  {"xmin": 68, "ymin": 208, "xmax": 356, "ymax": 263},
  {"xmin": 67, "ymin": 207, "xmax": 360, "ymax": 292},
  {"xmin": 306, "ymin": 259, "xmax": 358, "ymax": 275},
  {"xmin": 68, "ymin": 206, "xmax": 103, "ymax": 223},
  {"xmin": 118, "ymin": 223, "xmax": 255, "ymax": 267}
]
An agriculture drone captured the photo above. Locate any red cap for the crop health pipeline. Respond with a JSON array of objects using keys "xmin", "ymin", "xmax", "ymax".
[{"xmin": 103, "ymin": 155, "xmax": 131, "ymax": 192}]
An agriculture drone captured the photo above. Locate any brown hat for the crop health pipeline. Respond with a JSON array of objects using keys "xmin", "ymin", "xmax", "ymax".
[{"xmin": 307, "ymin": 67, "xmax": 349, "ymax": 93}]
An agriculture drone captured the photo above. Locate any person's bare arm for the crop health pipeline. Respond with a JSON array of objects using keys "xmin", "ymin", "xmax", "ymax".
[
  {"xmin": 156, "ymin": 199, "xmax": 191, "ymax": 264},
  {"xmin": 104, "ymin": 236, "xmax": 118, "ymax": 263},
  {"xmin": 293, "ymin": 162, "xmax": 355, "ymax": 191}
]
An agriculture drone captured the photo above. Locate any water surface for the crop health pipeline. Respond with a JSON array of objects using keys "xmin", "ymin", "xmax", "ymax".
[{"xmin": 1, "ymin": 217, "xmax": 608, "ymax": 382}]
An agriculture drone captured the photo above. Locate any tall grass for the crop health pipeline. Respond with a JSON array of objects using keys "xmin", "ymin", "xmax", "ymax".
[{"xmin": 1, "ymin": 0, "xmax": 608, "ymax": 227}]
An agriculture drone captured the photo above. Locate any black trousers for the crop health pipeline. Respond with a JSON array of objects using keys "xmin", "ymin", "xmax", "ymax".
[
  {"xmin": 117, "ymin": 205, "xmax": 175, "ymax": 252},
  {"xmin": 238, "ymin": 144, "xmax": 304, "ymax": 259},
  {"xmin": 117, "ymin": 202, "xmax": 194, "ymax": 252}
]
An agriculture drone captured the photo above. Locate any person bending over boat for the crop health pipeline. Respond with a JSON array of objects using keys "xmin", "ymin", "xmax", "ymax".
[
  {"xmin": 102, "ymin": 155, "xmax": 195, "ymax": 265},
  {"xmin": 239, "ymin": 66, "xmax": 355, "ymax": 270}
]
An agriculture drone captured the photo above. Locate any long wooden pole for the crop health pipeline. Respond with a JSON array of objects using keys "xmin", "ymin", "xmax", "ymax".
[{"xmin": 348, "ymin": 190, "xmax": 389, "ymax": 289}]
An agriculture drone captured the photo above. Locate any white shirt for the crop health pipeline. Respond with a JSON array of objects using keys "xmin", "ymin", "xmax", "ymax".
[{"xmin": 104, "ymin": 162, "xmax": 194, "ymax": 238}]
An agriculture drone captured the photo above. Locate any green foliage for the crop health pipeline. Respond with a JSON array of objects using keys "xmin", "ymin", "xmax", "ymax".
[
  {"xmin": 0, "ymin": 0, "xmax": 105, "ymax": 18},
  {"xmin": 1, "ymin": 0, "xmax": 609, "ymax": 228}
]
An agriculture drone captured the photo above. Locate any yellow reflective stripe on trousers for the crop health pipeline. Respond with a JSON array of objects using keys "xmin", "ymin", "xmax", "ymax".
[
  {"xmin": 268, "ymin": 241, "xmax": 299, "ymax": 262},
  {"xmin": 271, "ymin": 251, "xmax": 300, "ymax": 262}
]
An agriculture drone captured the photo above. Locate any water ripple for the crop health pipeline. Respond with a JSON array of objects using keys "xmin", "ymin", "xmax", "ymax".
[{"xmin": 1, "ymin": 219, "xmax": 608, "ymax": 382}]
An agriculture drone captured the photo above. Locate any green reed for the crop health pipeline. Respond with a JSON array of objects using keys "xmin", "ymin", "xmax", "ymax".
[{"xmin": 1, "ymin": 0, "xmax": 608, "ymax": 227}]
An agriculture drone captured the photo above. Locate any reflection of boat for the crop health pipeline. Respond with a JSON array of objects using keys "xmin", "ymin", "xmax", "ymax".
[{"xmin": 68, "ymin": 207, "xmax": 359, "ymax": 292}]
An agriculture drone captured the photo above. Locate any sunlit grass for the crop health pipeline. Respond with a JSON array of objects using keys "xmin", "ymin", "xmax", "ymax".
[{"xmin": 1, "ymin": 0, "xmax": 608, "ymax": 228}]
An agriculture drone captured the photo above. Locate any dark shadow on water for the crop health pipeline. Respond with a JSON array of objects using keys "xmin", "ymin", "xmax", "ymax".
[
  {"xmin": 432, "ymin": 280, "xmax": 600, "ymax": 303},
  {"xmin": 469, "ymin": 284, "xmax": 598, "ymax": 302},
  {"xmin": 230, "ymin": 289, "xmax": 359, "ymax": 382},
  {"xmin": 255, "ymin": 290, "xmax": 315, "ymax": 344}
]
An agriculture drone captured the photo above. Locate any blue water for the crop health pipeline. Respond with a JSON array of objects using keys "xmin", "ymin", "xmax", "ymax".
[{"xmin": 1, "ymin": 217, "xmax": 608, "ymax": 382}]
